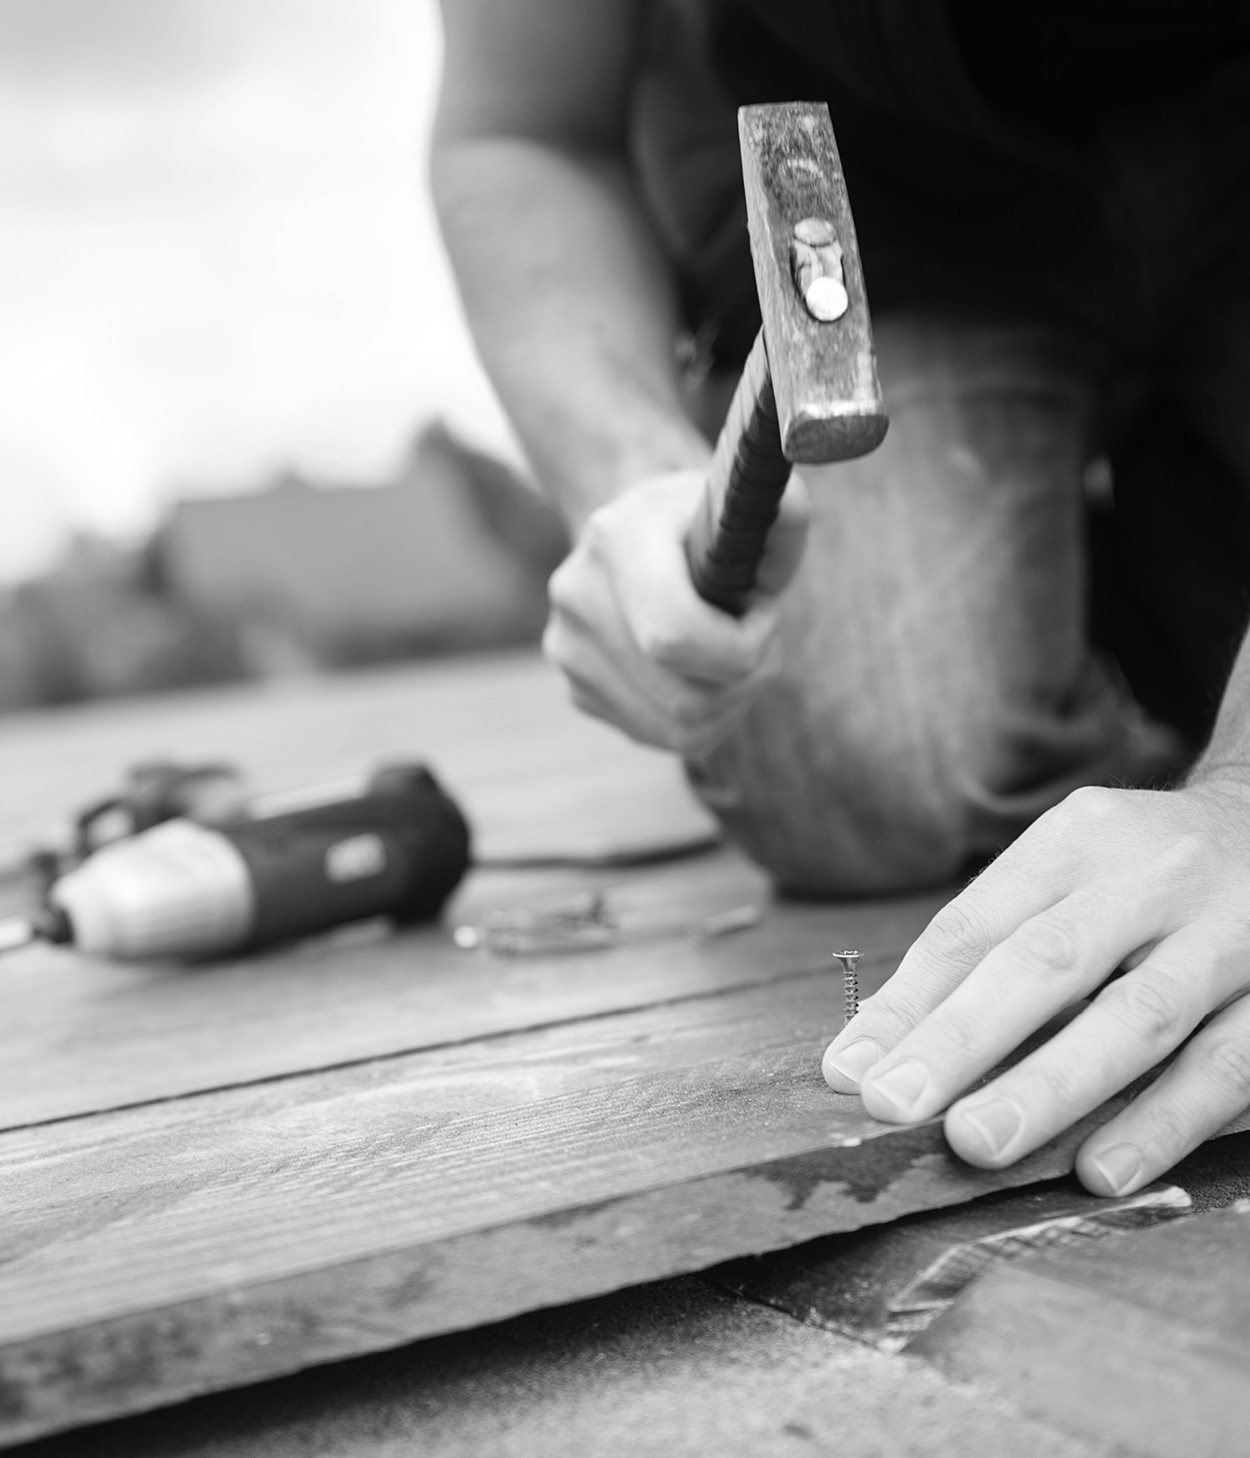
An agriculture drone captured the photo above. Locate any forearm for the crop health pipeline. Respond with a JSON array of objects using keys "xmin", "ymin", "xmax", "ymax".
[{"xmin": 431, "ymin": 134, "xmax": 710, "ymax": 529}]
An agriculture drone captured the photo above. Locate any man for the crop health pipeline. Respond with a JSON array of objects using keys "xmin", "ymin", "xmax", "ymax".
[{"xmin": 431, "ymin": 0, "xmax": 1250, "ymax": 1195}]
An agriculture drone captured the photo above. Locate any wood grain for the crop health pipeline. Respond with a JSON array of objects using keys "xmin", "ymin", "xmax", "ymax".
[
  {"xmin": 2, "ymin": 971, "xmax": 1243, "ymax": 1445},
  {"xmin": 3, "ymin": 653, "xmax": 1243, "ymax": 1448},
  {"xmin": 0, "ymin": 855, "xmax": 941, "ymax": 1129},
  {"xmin": 0, "ymin": 650, "xmax": 945, "ymax": 1129},
  {"xmin": 0, "ymin": 653, "xmax": 714, "ymax": 868},
  {"xmin": 0, "ymin": 1041, "xmax": 1175, "ymax": 1444}
]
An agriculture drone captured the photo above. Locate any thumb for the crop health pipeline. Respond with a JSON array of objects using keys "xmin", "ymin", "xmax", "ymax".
[{"xmin": 755, "ymin": 469, "xmax": 811, "ymax": 598}]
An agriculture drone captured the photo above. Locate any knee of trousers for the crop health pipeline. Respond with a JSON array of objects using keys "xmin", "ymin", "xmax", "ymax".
[{"xmin": 683, "ymin": 704, "xmax": 1077, "ymax": 900}]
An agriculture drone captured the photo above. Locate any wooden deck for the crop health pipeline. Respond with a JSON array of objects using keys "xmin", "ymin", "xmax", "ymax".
[{"xmin": 2, "ymin": 652, "xmax": 1248, "ymax": 1455}]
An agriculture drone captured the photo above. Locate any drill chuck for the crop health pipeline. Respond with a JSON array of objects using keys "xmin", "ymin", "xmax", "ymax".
[{"xmin": 52, "ymin": 820, "xmax": 254, "ymax": 959}]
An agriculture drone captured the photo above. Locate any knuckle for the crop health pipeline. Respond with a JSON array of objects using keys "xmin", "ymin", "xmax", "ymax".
[
  {"xmin": 923, "ymin": 899, "xmax": 997, "ymax": 967},
  {"xmin": 633, "ymin": 617, "xmax": 683, "ymax": 666},
  {"xmin": 1154, "ymin": 830, "xmax": 1214, "ymax": 891},
  {"xmin": 1103, "ymin": 973, "xmax": 1190, "ymax": 1049},
  {"xmin": 1010, "ymin": 916, "xmax": 1083, "ymax": 980},
  {"xmin": 1064, "ymin": 784, "xmax": 1121, "ymax": 821},
  {"xmin": 1048, "ymin": 784, "xmax": 1121, "ymax": 836},
  {"xmin": 1200, "ymin": 1034, "xmax": 1250, "ymax": 1101}
]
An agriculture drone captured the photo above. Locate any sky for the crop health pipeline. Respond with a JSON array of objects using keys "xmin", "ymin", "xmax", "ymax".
[{"xmin": 0, "ymin": 0, "xmax": 514, "ymax": 582}]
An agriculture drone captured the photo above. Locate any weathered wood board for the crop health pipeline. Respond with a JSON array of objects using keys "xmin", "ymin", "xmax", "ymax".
[
  {"xmin": 1, "ymin": 652, "xmax": 1244, "ymax": 1448},
  {"xmin": 0, "ymin": 654, "xmax": 713, "ymax": 868},
  {"xmin": 910, "ymin": 1203, "xmax": 1250, "ymax": 1457},
  {"xmin": 0, "ymin": 858, "xmax": 940, "ymax": 1130},
  {"xmin": 0, "ymin": 1006, "xmax": 1185, "ymax": 1446}
]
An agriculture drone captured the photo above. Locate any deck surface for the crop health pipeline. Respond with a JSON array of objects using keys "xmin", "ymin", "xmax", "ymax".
[{"xmin": 2, "ymin": 652, "xmax": 1247, "ymax": 1455}]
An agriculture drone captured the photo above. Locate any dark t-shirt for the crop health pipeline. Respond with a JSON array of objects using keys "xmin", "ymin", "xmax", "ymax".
[{"xmin": 635, "ymin": 0, "xmax": 1250, "ymax": 363}]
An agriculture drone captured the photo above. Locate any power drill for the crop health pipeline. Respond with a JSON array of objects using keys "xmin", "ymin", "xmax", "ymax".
[{"xmin": 1, "ymin": 763, "xmax": 470, "ymax": 961}]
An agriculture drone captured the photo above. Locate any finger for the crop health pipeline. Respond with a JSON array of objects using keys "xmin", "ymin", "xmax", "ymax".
[
  {"xmin": 545, "ymin": 622, "xmax": 678, "ymax": 749},
  {"xmin": 545, "ymin": 613, "xmax": 774, "ymax": 754},
  {"xmin": 618, "ymin": 584, "xmax": 780, "ymax": 685},
  {"xmin": 896, "ymin": 797, "xmax": 1103, "ymax": 989},
  {"xmin": 563, "ymin": 673, "xmax": 752, "ymax": 756},
  {"xmin": 1074, "ymin": 989, "xmax": 1250, "ymax": 1196},
  {"xmin": 822, "ymin": 829, "xmax": 1086, "ymax": 1095},
  {"xmin": 755, "ymin": 470, "xmax": 811, "ymax": 598},
  {"xmin": 555, "ymin": 536, "xmax": 780, "ymax": 688},
  {"xmin": 944, "ymin": 921, "xmax": 1227, "ymax": 1169},
  {"xmin": 588, "ymin": 504, "xmax": 781, "ymax": 685},
  {"xmin": 837, "ymin": 877, "xmax": 1169, "ymax": 1121}
]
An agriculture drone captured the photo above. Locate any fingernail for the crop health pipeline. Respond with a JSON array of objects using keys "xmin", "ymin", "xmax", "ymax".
[
  {"xmin": 865, "ymin": 1058, "xmax": 930, "ymax": 1117},
  {"xmin": 824, "ymin": 1037, "xmax": 882, "ymax": 1085},
  {"xmin": 1090, "ymin": 1143, "xmax": 1143, "ymax": 1195},
  {"xmin": 956, "ymin": 1097, "xmax": 1023, "ymax": 1159}
]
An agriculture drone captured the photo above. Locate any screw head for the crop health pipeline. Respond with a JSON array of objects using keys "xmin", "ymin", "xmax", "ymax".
[{"xmin": 794, "ymin": 216, "xmax": 836, "ymax": 247}]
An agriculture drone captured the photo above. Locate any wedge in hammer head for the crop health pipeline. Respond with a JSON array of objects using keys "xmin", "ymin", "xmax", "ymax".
[{"xmin": 686, "ymin": 101, "xmax": 887, "ymax": 616}]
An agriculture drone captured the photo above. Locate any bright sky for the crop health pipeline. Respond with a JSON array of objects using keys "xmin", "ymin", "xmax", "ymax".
[{"xmin": 0, "ymin": 0, "xmax": 514, "ymax": 582}]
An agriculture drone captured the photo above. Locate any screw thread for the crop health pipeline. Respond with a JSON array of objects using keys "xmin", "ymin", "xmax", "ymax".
[{"xmin": 834, "ymin": 949, "xmax": 861, "ymax": 1029}]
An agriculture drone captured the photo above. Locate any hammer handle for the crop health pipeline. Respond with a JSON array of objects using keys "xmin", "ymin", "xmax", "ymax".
[{"xmin": 686, "ymin": 333, "xmax": 792, "ymax": 618}]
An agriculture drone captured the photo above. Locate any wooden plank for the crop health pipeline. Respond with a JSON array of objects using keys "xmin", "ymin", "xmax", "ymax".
[
  {"xmin": 3, "ymin": 1277, "xmax": 1127, "ymax": 1458},
  {"xmin": 909, "ymin": 1204, "xmax": 1250, "ymax": 1457},
  {"xmin": 0, "ymin": 854, "xmax": 942, "ymax": 1129},
  {"xmin": 8, "ymin": 652, "xmax": 1244, "ymax": 1453},
  {"xmin": 0, "ymin": 652, "xmax": 715, "ymax": 867},
  {"xmin": 0, "ymin": 976, "xmax": 1240, "ymax": 1444},
  {"xmin": 0, "ymin": 648, "xmax": 945, "ymax": 1128}
]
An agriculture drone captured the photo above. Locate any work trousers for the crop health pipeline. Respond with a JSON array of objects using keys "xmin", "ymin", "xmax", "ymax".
[{"xmin": 685, "ymin": 95, "xmax": 1250, "ymax": 896}]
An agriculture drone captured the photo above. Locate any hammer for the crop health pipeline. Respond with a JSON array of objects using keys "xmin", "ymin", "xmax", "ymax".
[{"xmin": 686, "ymin": 102, "xmax": 887, "ymax": 616}]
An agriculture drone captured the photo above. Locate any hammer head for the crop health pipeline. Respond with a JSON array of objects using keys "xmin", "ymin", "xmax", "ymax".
[{"xmin": 740, "ymin": 102, "xmax": 887, "ymax": 465}]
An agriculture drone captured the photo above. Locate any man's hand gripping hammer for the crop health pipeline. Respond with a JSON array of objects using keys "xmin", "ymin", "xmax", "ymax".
[{"xmin": 686, "ymin": 103, "xmax": 887, "ymax": 615}]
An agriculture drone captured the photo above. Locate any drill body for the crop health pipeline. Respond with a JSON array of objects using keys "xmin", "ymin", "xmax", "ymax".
[{"xmin": 46, "ymin": 765, "xmax": 470, "ymax": 961}]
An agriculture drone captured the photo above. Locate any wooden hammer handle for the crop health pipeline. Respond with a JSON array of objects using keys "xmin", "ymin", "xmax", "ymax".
[{"xmin": 685, "ymin": 333, "xmax": 791, "ymax": 618}]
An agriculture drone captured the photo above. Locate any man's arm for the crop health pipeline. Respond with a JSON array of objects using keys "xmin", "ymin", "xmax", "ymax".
[
  {"xmin": 432, "ymin": 0, "xmax": 808, "ymax": 755},
  {"xmin": 432, "ymin": 0, "xmax": 708, "ymax": 526},
  {"xmin": 823, "ymin": 631, "xmax": 1250, "ymax": 1195}
]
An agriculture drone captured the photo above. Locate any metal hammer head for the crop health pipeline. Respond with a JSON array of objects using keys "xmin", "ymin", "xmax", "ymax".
[{"xmin": 739, "ymin": 102, "xmax": 887, "ymax": 465}]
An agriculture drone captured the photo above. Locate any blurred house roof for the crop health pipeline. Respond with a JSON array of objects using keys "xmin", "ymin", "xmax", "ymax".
[{"xmin": 158, "ymin": 423, "xmax": 567, "ymax": 660}]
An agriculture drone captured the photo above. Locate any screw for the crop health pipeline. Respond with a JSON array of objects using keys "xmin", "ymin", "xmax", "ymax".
[
  {"xmin": 791, "ymin": 218, "xmax": 848, "ymax": 322},
  {"xmin": 833, "ymin": 948, "xmax": 861, "ymax": 1029}
]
